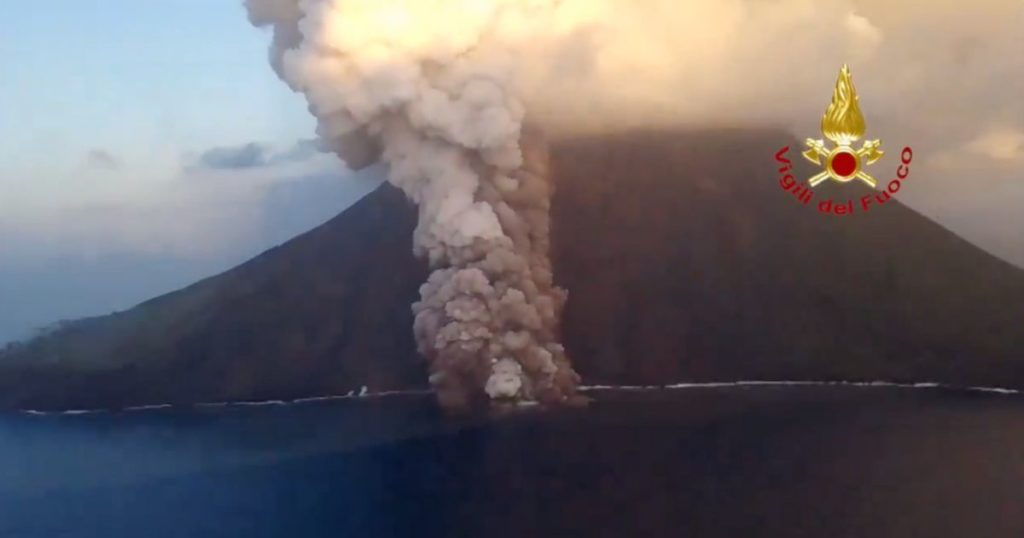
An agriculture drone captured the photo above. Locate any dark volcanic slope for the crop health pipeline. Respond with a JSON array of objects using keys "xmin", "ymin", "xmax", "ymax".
[
  {"xmin": 0, "ymin": 187, "xmax": 427, "ymax": 409},
  {"xmin": 550, "ymin": 130, "xmax": 1024, "ymax": 386},
  {"xmin": 3, "ymin": 129, "xmax": 1024, "ymax": 409}
]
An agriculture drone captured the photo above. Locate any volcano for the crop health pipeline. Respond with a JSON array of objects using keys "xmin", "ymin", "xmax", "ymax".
[{"xmin": 3, "ymin": 129, "xmax": 1024, "ymax": 410}]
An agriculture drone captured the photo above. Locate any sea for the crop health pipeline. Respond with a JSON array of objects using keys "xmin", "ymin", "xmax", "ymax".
[{"xmin": 2, "ymin": 384, "xmax": 1023, "ymax": 538}]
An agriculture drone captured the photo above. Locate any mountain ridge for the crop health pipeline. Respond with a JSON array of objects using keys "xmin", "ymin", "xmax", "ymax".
[{"xmin": 3, "ymin": 128, "xmax": 1023, "ymax": 410}]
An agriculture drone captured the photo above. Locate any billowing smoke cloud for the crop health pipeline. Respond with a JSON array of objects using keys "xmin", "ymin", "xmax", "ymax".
[
  {"xmin": 244, "ymin": 0, "xmax": 1023, "ymax": 407},
  {"xmin": 245, "ymin": 0, "xmax": 885, "ymax": 151},
  {"xmin": 239, "ymin": 0, "xmax": 885, "ymax": 410},
  {"xmin": 245, "ymin": 0, "xmax": 593, "ymax": 409}
]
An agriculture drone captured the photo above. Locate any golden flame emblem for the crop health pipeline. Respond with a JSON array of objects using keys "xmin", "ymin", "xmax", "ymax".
[
  {"xmin": 822, "ymin": 65, "xmax": 866, "ymax": 145},
  {"xmin": 803, "ymin": 65, "xmax": 883, "ymax": 187}
]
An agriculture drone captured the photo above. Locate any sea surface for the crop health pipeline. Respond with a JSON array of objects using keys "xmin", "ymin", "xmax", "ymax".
[{"xmin": 1, "ymin": 385, "xmax": 1023, "ymax": 538}]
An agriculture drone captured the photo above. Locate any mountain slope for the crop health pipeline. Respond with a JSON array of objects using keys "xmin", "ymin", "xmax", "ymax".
[
  {"xmin": 550, "ymin": 130, "xmax": 1024, "ymax": 386},
  {"xmin": 3, "ymin": 129, "xmax": 1023, "ymax": 409},
  {"xmin": 0, "ymin": 187, "xmax": 427, "ymax": 409}
]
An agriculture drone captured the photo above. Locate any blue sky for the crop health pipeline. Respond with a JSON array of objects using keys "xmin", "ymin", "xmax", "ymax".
[
  {"xmin": 0, "ymin": 1, "xmax": 379, "ymax": 343},
  {"xmin": 0, "ymin": 1, "xmax": 312, "ymax": 189}
]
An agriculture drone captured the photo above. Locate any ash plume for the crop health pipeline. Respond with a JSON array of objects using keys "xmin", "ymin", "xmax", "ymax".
[
  {"xmin": 241, "ymin": 0, "xmax": 868, "ymax": 410},
  {"xmin": 245, "ymin": 0, "xmax": 583, "ymax": 409},
  {"xmin": 244, "ymin": 0, "xmax": 1023, "ymax": 407}
]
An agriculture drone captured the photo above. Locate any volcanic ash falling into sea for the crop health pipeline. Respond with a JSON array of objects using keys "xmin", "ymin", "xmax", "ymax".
[{"xmin": 245, "ymin": 0, "xmax": 581, "ymax": 409}]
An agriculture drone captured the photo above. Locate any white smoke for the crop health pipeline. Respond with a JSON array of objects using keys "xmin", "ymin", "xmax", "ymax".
[
  {"xmin": 246, "ymin": 0, "xmax": 591, "ymax": 409},
  {"xmin": 244, "ymin": 0, "xmax": 891, "ymax": 158},
  {"xmin": 241, "ymin": 0, "xmax": 879, "ymax": 409},
  {"xmin": 244, "ymin": 0, "xmax": 1023, "ymax": 407}
]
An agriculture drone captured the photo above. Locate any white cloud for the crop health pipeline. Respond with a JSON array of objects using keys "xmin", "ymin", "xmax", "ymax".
[
  {"xmin": 0, "ymin": 151, "xmax": 366, "ymax": 265},
  {"xmin": 967, "ymin": 128, "xmax": 1024, "ymax": 161}
]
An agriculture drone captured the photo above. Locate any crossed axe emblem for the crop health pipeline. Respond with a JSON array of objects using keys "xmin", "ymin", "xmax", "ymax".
[{"xmin": 802, "ymin": 138, "xmax": 884, "ymax": 188}]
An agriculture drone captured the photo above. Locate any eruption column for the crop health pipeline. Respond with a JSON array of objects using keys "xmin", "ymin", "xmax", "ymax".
[{"xmin": 246, "ymin": 0, "xmax": 580, "ymax": 409}]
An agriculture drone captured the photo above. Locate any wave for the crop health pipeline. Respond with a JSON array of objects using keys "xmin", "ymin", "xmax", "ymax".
[
  {"xmin": 579, "ymin": 380, "xmax": 1023, "ymax": 396},
  {"xmin": 16, "ymin": 380, "xmax": 1020, "ymax": 416},
  {"xmin": 17, "ymin": 386, "xmax": 432, "ymax": 416}
]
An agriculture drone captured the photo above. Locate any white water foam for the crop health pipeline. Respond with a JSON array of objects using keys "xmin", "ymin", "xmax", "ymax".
[
  {"xmin": 580, "ymin": 380, "xmax": 1024, "ymax": 396},
  {"xmin": 17, "ymin": 388, "xmax": 432, "ymax": 416},
  {"xmin": 16, "ymin": 380, "xmax": 1020, "ymax": 416}
]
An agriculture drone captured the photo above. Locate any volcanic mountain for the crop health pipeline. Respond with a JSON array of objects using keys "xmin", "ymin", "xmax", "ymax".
[{"xmin": 3, "ymin": 129, "xmax": 1024, "ymax": 410}]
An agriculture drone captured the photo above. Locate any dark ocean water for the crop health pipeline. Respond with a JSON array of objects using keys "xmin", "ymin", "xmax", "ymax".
[{"xmin": 2, "ymin": 386, "xmax": 1023, "ymax": 538}]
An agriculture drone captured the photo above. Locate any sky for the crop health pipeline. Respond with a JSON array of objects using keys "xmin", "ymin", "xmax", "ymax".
[
  {"xmin": 0, "ymin": 0, "xmax": 1022, "ymax": 344},
  {"xmin": 0, "ymin": 1, "xmax": 381, "ymax": 343},
  {"xmin": 0, "ymin": 1, "xmax": 312, "ymax": 210}
]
